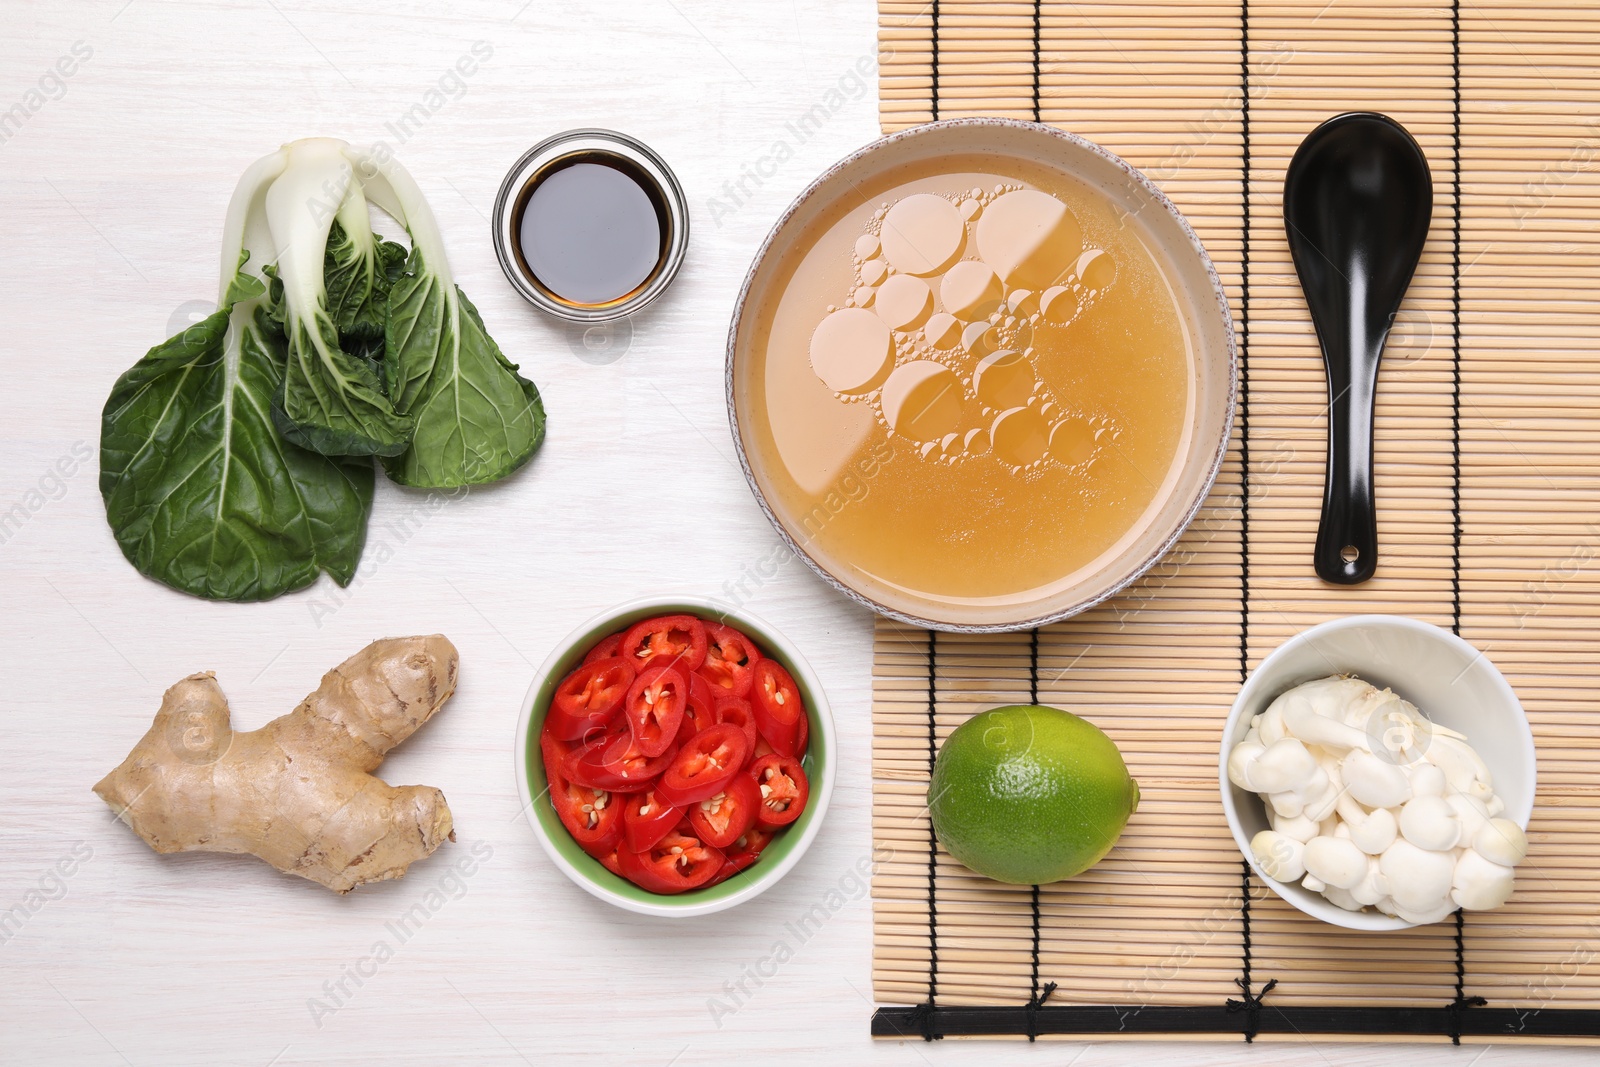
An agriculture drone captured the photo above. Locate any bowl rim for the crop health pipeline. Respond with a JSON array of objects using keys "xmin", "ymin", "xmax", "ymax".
[
  {"xmin": 513, "ymin": 594, "xmax": 836, "ymax": 918},
  {"xmin": 1218, "ymin": 614, "xmax": 1537, "ymax": 931},
  {"xmin": 724, "ymin": 116, "xmax": 1239, "ymax": 633}
]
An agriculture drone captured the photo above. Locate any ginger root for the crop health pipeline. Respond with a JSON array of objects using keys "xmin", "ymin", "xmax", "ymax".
[{"xmin": 94, "ymin": 635, "xmax": 460, "ymax": 893}]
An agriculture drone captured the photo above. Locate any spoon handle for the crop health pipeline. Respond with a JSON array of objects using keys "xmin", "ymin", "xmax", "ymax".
[{"xmin": 1315, "ymin": 362, "xmax": 1379, "ymax": 584}]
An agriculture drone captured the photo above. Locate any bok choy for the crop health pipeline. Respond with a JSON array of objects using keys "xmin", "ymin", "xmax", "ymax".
[{"xmin": 100, "ymin": 138, "xmax": 546, "ymax": 601}]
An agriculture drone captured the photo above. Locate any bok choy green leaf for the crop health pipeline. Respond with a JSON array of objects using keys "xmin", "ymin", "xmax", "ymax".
[
  {"xmin": 356, "ymin": 148, "xmax": 546, "ymax": 488},
  {"xmin": 99, "ymin": 137, "xmax": 546, "ymax": 601},
  {"xmin": 100, "ymin": 256, "xmax": 374, "ymax": 601}
]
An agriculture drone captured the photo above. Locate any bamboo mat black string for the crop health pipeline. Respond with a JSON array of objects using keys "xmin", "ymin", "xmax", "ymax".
[
  {"xmin": 1226, "ymin": 858, "xmax": 1277, "ymax": 1043},
  {"xmin": 1023, "ymin": 7, "xmax": 1052, "ymax": 1040},
  {"xmin": 1450, "ymin": 910, "xmax": 1486, "ymax": 1044},
  {"xmin": 929, "ymin": 0, "xmax": 941, "ymax": 122},
  {"xmin": 917, "ymin": 627, "xmax": 940, "ymax": 1040},
  {"xmin": 1028, "ymin": 628, "xmax": 1039, "ymax": 704},
  {"xmin": 1025, "ymin": 625, "xmax": 1050, "ymax": 1038},
  {"xmin": 1025, "ymin": 880, "xmax": 1056, "ymax": 1041},
  {"xmin": 1236, "ymin": 0, "xmax": 1253, "ymax": 688},
  {"xmin": 1229, "ymin": 5, "xmax": 1273, "ymax": 1039},
  {"xmin": 1445, "ymin": 0, "xmax": 1481, "ymax": 1042},
  {"xmin": 1031, "ymin": 0, "xmax": 1042, "ymax": 122},
  {"xmin": 1448, "ymin": 0, "xmax": 1464, "ymax": 643}
]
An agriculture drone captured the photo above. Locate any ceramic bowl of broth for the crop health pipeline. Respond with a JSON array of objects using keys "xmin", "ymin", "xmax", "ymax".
[{"xmin": 726, "ymin": 118, "xmax": 1237, "ymax": 631}]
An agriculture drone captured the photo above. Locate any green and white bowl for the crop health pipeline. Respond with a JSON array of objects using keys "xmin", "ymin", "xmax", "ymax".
[{"xmin": 515, "ymin": 595, "xmax": 835, "ymax": 917}]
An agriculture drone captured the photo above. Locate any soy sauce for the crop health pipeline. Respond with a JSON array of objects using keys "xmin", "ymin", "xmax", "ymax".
[{"xmin": 512, "ymin": 155, "xmax": 668, "ymax": 309}]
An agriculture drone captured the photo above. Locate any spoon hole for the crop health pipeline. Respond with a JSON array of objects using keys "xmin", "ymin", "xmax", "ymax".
[{"xmin": 1340, "ymin": 545, "xmax": 1361, "ymax": 564}]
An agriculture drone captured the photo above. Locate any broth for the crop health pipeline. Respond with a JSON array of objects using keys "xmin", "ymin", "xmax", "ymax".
[{"xmin": 743, "ymin": 154, "xmax": 1194, "ymax": 605}]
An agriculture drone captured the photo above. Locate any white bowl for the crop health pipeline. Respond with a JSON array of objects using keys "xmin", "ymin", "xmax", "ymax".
[
  {"xmin": 514, "ymin": 595, "xmax": 836, "ymax": 918},
  {"xmin": 1219, "ymin": 615, "xmax": 1536, "ymax": 931}
]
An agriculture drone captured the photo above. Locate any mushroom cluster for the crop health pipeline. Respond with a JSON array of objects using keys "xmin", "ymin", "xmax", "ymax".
[{"xmin": 1228, "ymin": 675, "xmax": 1528, "ymax": 924}]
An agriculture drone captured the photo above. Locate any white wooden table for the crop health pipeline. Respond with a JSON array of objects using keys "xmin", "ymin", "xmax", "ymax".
[{"xmin": 0, "ymin": 2, "xmax": 1587, "ymax": 1063}]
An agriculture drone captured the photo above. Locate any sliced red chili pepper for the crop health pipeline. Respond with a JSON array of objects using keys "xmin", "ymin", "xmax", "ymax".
[
  {"xmin": 546, "ymin": 656, "xmax": 634, "ymax": 741},
  {"xmin": 547, "ymin": 763, "xmax": 623, "ymax": 857},
  {"xmin": 698, "ymin": 623, "xmax": 762, "ymax": 699},
  {"xmin": 707, "ymin": 848, "xmax": 761, "ymax": 887},
  {"xmin": 620, "ymin": 614, "xmax": 708, "ymax": 673},
  {"xmin": 542, "ymin": 730, "xmax": 622, "ymax": 855},
  {"xmin": 562, "ymin": 723, "xmax": 654, "ymax": 793},
  {"xmin": 539, "ymin": 728, "xmax": 575, "ymax": 787},
  {"xmin": 675, "ymin": 709, "xmax": 702, "ymax": 746},
  {"xmin": 582, "ymin": 631, "xmax": 626, "ymax": 665},
  {"xmin": 750, "ymin": 753, "xmax": 809, "ymax": 830},
  {"xmin": 751, "ymin": 659, "xmax": 805, "ymax": 757},
  {"xmin": 597, "ymin": 732, "xmax": 675, "ymax": 791},
  {"xmin": 732, "ymin": 827, "xmax": 775, "ymax": 855},
  {"xmin": 540, "ymin": 729, "xmax": 597, "ymax": 839},
  {"xmin": 686, "ymin": 771, "xmax": 761, "ymax": 850},
  {"xmin": 617, "ymin": 829, "xmax": 724, "ymax": 894},
  {"xmin": 595, "ymin": 848, "xmax": 624, "ymax": 877},
  {"xmin": 623, "ymin": 789, "xmax": 682, "ymax": 853},
  {"xmin": 795, "ymin": 702, "xmax": 809, "ymax": 756},
  {"xmin": 624, "ymin": 662, "xmax": 688, "ymax": 758},
  {"xmin": 676, "ymin": 671, "xmax": 717, "ymax": 745},
  {"xmin": 563, "ymin": 744, "xmax": 631, "ymax": 793},
  {"xmin": 654, "ymin": 723, "xmax": 751, "ymax": 807},
  {"xmin": 712, "ymin": 697, "xmax": 759, "ymax": 759}
]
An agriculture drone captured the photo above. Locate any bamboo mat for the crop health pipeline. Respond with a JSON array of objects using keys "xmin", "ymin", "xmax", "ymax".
[{"xmin": 869, "ymin": 0, "xmax": 1600, "ymax": 1046}]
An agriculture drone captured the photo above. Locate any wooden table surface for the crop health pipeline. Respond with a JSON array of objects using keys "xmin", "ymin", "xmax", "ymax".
[{"xmin": 0, "ymin": 1, "xmax": 1588, "ymax": 1064}]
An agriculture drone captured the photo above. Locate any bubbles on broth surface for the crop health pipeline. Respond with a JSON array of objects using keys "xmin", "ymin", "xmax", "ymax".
[{"xmin": 808, "ymin": 184, "xmax": 1119, "ymax": 472}]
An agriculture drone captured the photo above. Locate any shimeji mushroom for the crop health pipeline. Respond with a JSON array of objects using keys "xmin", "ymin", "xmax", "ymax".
[
  {"xmin": 1446, "ymin": 793, "xmax": 1491, "ymax": 842},
  {"xmin": 1426, "ymin": 734, "xmax": 1497, "ymax": 803},
  {"xmin": 1335, "ymin": 793, "xmax": 1398, "ymax": 855},
  {"xmin": 1453, "ymin": 849, "xmax": 1516, "ymax": 911},
  {"xmin": 1255, "ymin": 703, "xmax": 1287, "ymax": 746},
  {"xmin": 1299, "ymin": 778, "xmax": 1341, "ymax": 823},
  {"xmin": 1303, "ymin": 835, "xmax": 1368, "ymax": 890},
  {"xmin": 1398, "ymin": 795, "xmax": 1462, "ymax": 851},
  {"xmin": 1322, "ymin": 885, "xmax": 1360, "ymax": 911},
  {"xmin": 1251, "ymin": 737, "xmax": 1318, "ymax": 793},
  {"xmin": 1301, "ymin": 751, "xmax": 1344, "ymax": 823},
  {"xmin": 1229, "ymin": 675, "xmax": 1527, "ymax": 923},
  {"xmin": 1379, "ymin": 839, "xmax": 1457, "ymax": 922},
  {"xmin": 1474, "ymin": 818, "xmax": 1529, "ymax": 867},
  {"xmin": 1444, "ymin": 819, "xmax": 1526, "ymax": 911},
  {"xmin": 1227, "ymin": 738, "xmax": 1266, "ymax": 790},
  {"xmin": 1275, "ymin": 681, "xmax": 1374, "ymax": 751},
  {"xmin": 1269, "ymin": 810, "xmax": 1321, "ymax": 843},
  {"xmin": 1350, "ymin": 857, "xmax": 1390, "ymax": 907},
  {"xmin": 1409, "ymin": 762, "xmax": 1447, "ymax": 797},
  {"xmin": 1250, "ymin": 830, "xmax": 1306, "ymax": 882},
  {"xmin": 1341, "ymin": 749, "xmax": 1412, "ymax": 809},
  {"xmin": 1232, "ymin": 737, "xmax": 1339, "ymax": 822}
]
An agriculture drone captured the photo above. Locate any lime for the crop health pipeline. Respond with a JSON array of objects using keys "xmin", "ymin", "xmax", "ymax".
[{"xmin": 928, "ymin": 704, "xmax": 1139, "ymax": 885}]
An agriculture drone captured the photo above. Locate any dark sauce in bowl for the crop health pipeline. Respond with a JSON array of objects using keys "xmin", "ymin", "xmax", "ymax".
[
  {"xmin": 511, "ymin": 154, "xmax": 670, "ymax": 310},
  {"xmin": 493, "ymin": 129, "xmax": 688, "ymax": 322}
]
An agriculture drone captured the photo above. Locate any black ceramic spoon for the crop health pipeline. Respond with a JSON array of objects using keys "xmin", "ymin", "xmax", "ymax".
[{"xmin": 1283, "ymin": 112, "xmax": 1432, "ymax": 584}]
